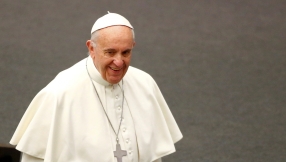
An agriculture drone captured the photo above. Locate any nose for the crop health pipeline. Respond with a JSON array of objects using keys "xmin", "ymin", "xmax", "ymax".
[{"xmin": 113, "ymin": 55, "xmax": 124, "ymax": 67}]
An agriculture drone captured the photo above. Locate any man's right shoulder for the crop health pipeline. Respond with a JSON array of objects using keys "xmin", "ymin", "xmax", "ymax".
[{"xmin": 43, "ymin": 58, "xmax": 88, "ymax": 93}]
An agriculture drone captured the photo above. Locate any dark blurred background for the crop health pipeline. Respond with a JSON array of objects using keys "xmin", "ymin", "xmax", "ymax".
[{"xmin": 1, "ymin": 0, "xmax": 285, "ymax": 161}]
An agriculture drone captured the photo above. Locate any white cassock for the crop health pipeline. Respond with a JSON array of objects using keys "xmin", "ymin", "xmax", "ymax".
[{"xmin": 10, "ymin": 56, "xmax": 183, "ymax": 162}]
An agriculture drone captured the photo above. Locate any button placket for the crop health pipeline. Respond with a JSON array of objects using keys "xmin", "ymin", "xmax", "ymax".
[
  {"xmin": 125, "ymin": 139, "xmax": 129, "ymax": 143},
  {"xmin": 114, "ymin": 83, "xmax": 135, "ymax": 161},
  {"xmin": 113, "ymin": 85, "xmax": 122, "ymax": 115}
]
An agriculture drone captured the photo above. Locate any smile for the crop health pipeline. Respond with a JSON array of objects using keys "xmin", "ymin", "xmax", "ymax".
[{"xmin": 110, "ymin": 67, "xmax": 122, "ymax": 71}]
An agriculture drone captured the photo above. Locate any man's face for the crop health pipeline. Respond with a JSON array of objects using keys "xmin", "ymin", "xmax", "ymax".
[{"xmin": 87, "ymin": 26, "xmax": 135, "ymax": 84}]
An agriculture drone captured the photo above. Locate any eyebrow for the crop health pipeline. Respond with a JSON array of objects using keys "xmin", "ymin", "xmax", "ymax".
[
  {"xmin": 103, "ymin": 49, "xmax": 117, "ymax": 52},
  {"xmin": 123, "ymin": 49, "xmax": 131, "ymax": 52},
  {"xmin": 103, "ymin": 48, "xmax": 132, "ymax": 52}
]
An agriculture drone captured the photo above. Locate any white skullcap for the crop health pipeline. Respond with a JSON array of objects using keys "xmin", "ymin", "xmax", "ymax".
[{"xmin": 91, "ymin": 12, "xmax": 133, "ymax": 34}]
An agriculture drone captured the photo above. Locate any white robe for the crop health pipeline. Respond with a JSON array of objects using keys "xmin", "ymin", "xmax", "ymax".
[{"xmin": 10, "ymin": 56, "xmax": 183, "ymax": 162}]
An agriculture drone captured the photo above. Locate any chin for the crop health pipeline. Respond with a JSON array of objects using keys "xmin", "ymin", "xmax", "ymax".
[{"xmin": 107, "ymin": 78, "xmax": 122, "ymax": 84}]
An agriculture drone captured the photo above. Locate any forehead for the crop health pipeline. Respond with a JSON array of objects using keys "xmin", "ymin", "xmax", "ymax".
[{"xmin": 95, "ymin": 26, "xmax": 134, "ymax": 48}]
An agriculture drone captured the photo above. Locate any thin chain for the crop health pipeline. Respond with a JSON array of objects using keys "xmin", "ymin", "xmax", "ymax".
[{"xmin": 85, "ymin": 57, "xmax": 124, "ymax": 144}]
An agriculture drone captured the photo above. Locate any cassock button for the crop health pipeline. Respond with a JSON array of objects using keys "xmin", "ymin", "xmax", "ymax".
[
  {"xmin": 126, "ymin": 139, "xmax": 129, "ymax": 143},
  {"xmin": 118, "ymin": 106, "xmax": 121, "ymax": 111},
  {"xmin": 115, "ymin": 95, "xmax": 119, "ymax": 99},
  {"xmin": 129, "ymin": 150, "xmax": 132, "ymax": 154},
  {"xmin": 123, "ymin": 128, "xmax": 126, "ymax": 132}
]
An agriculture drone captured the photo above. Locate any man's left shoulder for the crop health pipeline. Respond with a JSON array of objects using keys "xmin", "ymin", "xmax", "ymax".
[
  {"xmin": 126, "ymin": 66, "xmax": 153, "ymax": 80},
  {"xmin": 124, "ymin": 66, "xmax": 157, "ymax": 87}
]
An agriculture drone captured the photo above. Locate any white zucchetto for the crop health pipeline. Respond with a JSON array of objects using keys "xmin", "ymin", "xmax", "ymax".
[{"xmin": 91, "ymin": 12, "xmax": 133, "ymax": 34}]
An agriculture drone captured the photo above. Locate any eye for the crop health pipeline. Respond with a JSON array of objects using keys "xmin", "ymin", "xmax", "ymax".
[
  {"xmin": 104, "ymin": 50, "xmax": 116, "ymax": 57},
  {"xmin": 122, "ymin": 50, "xmax": 131, "ymax": 57}
]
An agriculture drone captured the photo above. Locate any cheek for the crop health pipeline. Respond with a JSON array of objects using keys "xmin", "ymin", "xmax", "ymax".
[
  {"xmin": 102, "ymin": 59, "xmax": 115, "ymax": 70},
  {"xmin": 124, "ymin": 57, "xmax": 131, "ymax": 66}
]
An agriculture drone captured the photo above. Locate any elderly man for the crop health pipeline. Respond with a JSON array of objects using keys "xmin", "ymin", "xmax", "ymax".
[{"xmin": 10, "ymin": 12, "xmax": 182, "ymax": 162}]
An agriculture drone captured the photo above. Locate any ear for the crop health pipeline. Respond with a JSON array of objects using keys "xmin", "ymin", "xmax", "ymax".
[
  {"xmin": 86, "ymin": 40, "xmax": 95, "ymax": 57},
  {"xmin": 132, "ymin": 41, "xmax": 136, "ymax": 48}
]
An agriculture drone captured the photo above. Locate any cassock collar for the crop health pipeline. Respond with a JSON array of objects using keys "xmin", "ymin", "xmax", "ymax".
[{"xmin": 86, "ymin": 56, "xmax": 122, "ymax": 87}]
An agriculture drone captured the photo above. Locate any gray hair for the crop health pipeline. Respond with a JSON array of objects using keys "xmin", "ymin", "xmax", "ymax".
[{"xmin": 90, "ymin": 28, "xmax": 135, "ymax": 47}]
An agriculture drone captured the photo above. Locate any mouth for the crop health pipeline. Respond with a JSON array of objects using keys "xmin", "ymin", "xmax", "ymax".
[{"xmin": 110, "ymin": 66, "xmax": 122, "ymax": 71}]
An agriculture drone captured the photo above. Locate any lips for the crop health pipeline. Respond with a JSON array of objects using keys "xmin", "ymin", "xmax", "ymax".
[{"xmin": 110, "ymin": 66, "xmax": 122, "ymax": 71}]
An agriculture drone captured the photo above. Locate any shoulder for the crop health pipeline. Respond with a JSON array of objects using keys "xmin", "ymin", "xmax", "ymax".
[
  {"xmin": 57, "ymin": 58, "xmax": 86, "ymax": 80},
  {"xmin": 124, "ymin": 66, "xmax": 158, "ymax": 89},
  {"xmin": 125, "ymin": 66, "xmax": 154, "ymax": 81},
  {"xmin": 44, "ymin": 58, "xmax": 88, "ymax": 93}
]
